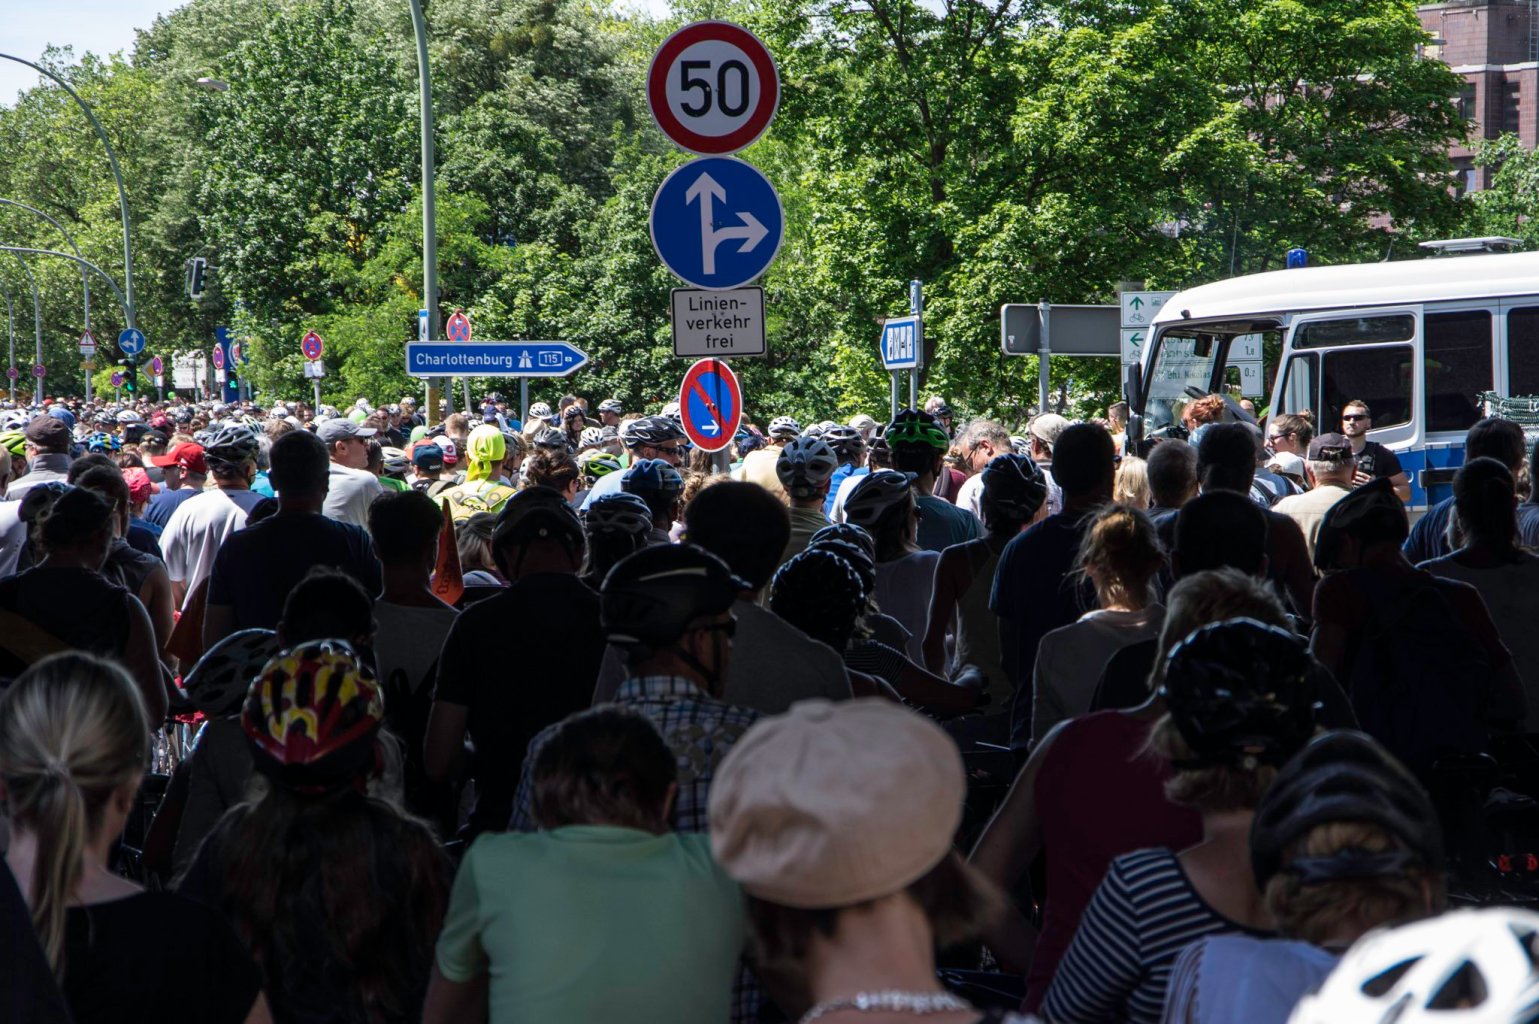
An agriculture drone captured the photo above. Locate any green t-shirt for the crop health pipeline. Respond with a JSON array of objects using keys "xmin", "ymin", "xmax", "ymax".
[{"xmin": 436, "ymin": 825, "xmax": 745, "ymax": 1022}]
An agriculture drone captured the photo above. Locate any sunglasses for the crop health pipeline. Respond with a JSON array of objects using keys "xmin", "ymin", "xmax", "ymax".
[
  {"xmin": 1267, "ymin": 433, "xmax": 1291, "ymax": 443},
  {"xmin": 1342, "ymin": 414, "xmax": 1368, "ymax": 422}
]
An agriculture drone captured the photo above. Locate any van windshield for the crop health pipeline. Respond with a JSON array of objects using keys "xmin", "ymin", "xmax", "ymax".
[{"xmin": 1142, "ymin": 319, "xmax": 1279, "ymax": 433}]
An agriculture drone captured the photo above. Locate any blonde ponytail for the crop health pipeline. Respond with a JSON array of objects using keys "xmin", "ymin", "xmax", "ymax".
[{"xmin": 0, "ymin": 652, "xmax": 150, "ymax": 973}]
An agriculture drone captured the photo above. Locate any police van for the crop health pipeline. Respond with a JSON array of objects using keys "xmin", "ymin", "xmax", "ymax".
[{"xmin": 1127, "ymin": 240, "xmax": 1539, "ymax": 510}]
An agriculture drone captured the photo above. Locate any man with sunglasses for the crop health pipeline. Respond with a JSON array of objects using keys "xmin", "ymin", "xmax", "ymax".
[
  {"xmin": 1341, "ymin": 400, "xmax": 1410, "ymax": 502},
  {"xmin": 579, "ymin": 415, "xmax": 686, "ymax": 511}
]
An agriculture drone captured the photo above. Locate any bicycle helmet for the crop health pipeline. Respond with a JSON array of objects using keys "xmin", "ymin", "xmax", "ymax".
[
  {"xmin": 843, "ymin": 470, "xmax": 916, "ymax": 530},
  {"xmin": 84, "ymin": 431, "xmax": 121, "ymax": 454},
  {"xmin": 822, "ymin": 425, "xmax": 866, "ymax": 461},
  {"xmin": 0, "ymin": 429, "xmax": 25, "ymax": 457},
  {"xmin": 806, "ymin": 537, "xmax": 877, "ymax": 597},
  {"xmin": 1288, "ymin": 908, "xmax": 1539, "ymax": 1024},
  {"xmin": 767, "ymin": 416, "xmax": 802, "ymax": 441},
  {"xmin": 1313, "ymin": 477, "xmax": 1409, "ymax": 572},
  {"xmin": 580, "ymin": 451, "xmax": 623, "ymax": 483},
  {"xmin": 621, "ymin": 458, "xmax": 685, "ymax": 501},
  {"xmin": 380, "ymin": 446, "xmax": 410, "ymax": 477},
  {"xmin": 1009, "ymin": 435, "xmax": 1032, "ymax": 457},
  {"xmin": 46, "ymin": 407, "xmax": 75, "ymax": 429},
  {"xmin": 93, "ymin": 412, "xmax": 117, "ymax": 429},
  {"xmin": 735, "ymin": 425, "xmax": 766, "ymax": 455},
  {"xmin": 584, "ymin": 492, "xmax": 654, "ymax": 537},
  {"xmin": 579, "ymin": 426, "xmax": 605, "ymax": 448},
  {"xmin": 809, "ymin": 522, "xmax": 878, "ymax": 561},
  {"xmin": 202, "ymin": 423, "xmax": 260, "ymax": 470},
  {"xmin": 803, "ymin": 421, "xmax": 829, "ymax": 439},
  {"xmin": 600, "ymin": 543, "xmax": 747, "ymax": 649},
  {"xmin": 1252, "ymin": 730, "xmax": 1443, "ymax": 893},
  {"xmin": 884, "ymin": 409, "xmax": 950, "ymax": 451},
  {"xmin": 598, "ymin": 398, "xmax": 624, "ymax": 416},
  {"xmin": 532, "ymin": 427, "xmax": 571, "ymax": 453},
  {"xmin": 1159, "ymin": 618, "xmax": 1318, "ymax": 771},
  {"xmin": 981, "ymin": 453, "xmax": 1048, "ymax": 523},
  {"xmin": 242, "ymin": 640, "xmax": 384, "ymax": 793},
  {"xmin": 775, "ymin": 437, "xmax": 839, "ymax": 499},
  {"xmin": 491, "ymin": 485, "xmax": 584, "ymax": 553},
  {"xmin": 183, "ymin": 629, "xmax": 280, "ymax": 718},
  {"xmin": 620, "ymin": 416, "xmax": 685, "ymax": 450},
  {"xmin": 769, "ymin": 548, "xmax": 869, "ymax": 646}
]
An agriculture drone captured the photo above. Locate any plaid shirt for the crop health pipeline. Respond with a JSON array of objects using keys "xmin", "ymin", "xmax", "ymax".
[
  {"xmin": 508, "ymin": 676, "xmax": 765, "ymax": 1021},
  {"xmin": 509, "ymin": 675, "xmax": 761, "ymax": 834}
]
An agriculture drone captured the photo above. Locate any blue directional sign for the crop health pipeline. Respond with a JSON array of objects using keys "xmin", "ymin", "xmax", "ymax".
[
  {"xmin": 879, "ymin": 315, "xmax": 921, "ymax": 371},
  {"xmin": 406, "ymin": 342, "xmax": 589, "ymax": 378},
  {"xmin": 117, "ymin": 328, "xmax": 146, "ymax": 356},
  {"xmin": 650, "ymin": 156, "xmax": 783, "ymax": 290}
]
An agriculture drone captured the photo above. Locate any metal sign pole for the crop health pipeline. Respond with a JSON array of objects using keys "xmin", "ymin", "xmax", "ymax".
[
  {"xmin": 910, "ymin": 280, "xmax": 922, "ymax": 411},
  {"xmin": 463, "ymin": 377, "xmax": 472, "ymax": 415},
  {"xmin": 890, "ymin": 371, "xmax": 899, "ymax": 421},
  {"xmin": 1037, "ymin": 299, "xmax": 1051, "ymax": 414},
  {"xmin": 519, "ymin": 377, "xmax": 529, "ymax": 426},
  {"xmin": 313, "ymin": 378, "xmax": 322, "ymax": 413}
]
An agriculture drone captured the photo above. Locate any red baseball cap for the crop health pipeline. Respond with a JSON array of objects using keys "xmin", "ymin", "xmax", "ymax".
[
  {"xmin": 122, "ymin": 467, "xmax": 159, "ymax": 504},
  {"xmin": 150, "ymin": 442, "xmax": 208, "ymax": 475}
]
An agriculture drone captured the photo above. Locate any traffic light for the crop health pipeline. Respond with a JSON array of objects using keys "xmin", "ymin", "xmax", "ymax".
[
  {"xmin": 118, "ymin": 357, "xmax": 138, "ymax": 394},
  {"xmin": 186, "ymin": 257, "xmax": 207, "ymax": 300}
]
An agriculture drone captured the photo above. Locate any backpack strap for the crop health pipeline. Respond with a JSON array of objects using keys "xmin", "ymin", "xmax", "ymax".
[{"xmin": 0, "ymin": 608, "xmax": 74, "ymax": 666}]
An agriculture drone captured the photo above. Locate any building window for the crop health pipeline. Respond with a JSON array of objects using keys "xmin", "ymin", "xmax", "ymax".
[
  {"xmin": 1503, "ymin": 81, "xmax": 1522, "ymax": 135},
  {"xmin": 1453, "ymin": 157, "xmax": 1478, "ymax": 197},
  {"xmin": 1456, "ymin": 82, "xmax": 1477, "ymax": 122}
]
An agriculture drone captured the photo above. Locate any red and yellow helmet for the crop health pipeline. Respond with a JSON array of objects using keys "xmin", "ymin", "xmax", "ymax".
[{"xmin": 242, "ymin": 640, "xmax": 384, "ymax": 792}]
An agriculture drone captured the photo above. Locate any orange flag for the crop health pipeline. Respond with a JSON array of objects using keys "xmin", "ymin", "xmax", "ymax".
[{"xmin": 430, "ymin": 498, "xmax": 465, "ymax": 606}]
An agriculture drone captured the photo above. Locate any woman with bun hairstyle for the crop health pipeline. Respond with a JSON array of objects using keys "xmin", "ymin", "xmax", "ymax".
[
  {"xmin": 0, "ymin": 652, "xmax": 265, "ymax": 1023},
  {"xmin": 1030, "ymin": 503, "xmax": 1166, "ymax": 745}
]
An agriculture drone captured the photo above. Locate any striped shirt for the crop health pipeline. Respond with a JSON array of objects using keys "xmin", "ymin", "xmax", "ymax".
[{"xmin": 1041, "ymin": 848, "xmax": 1271, "ymax": 1024}]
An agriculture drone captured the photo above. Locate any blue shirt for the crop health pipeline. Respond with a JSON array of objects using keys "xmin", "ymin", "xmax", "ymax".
[
  {"xmin": 1404, "ymin": 495, "xmax": 1456, "ymax": 565},
  {"xmin": 825, "ymin": 464, "xmax": 865, "ymax": 517},
  {"xmin": 915, "ymin": 493, "xmax": 981, "ymax": 552},
  {"xmin": 144, "ymin": 487, "xmax": 200, "ymax": 529}
]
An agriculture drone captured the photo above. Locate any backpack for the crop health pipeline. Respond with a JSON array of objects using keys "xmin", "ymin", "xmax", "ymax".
[
  {"xmin": 1346, "ymin": 570, "xmax": 1496, "ymax": 778},
  {"xmin": 444, "ymin": 480, "xmax": 517, "ymax": 522}
]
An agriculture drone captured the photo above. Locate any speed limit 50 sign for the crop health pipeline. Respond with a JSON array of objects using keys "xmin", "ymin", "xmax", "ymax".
[{"xmin": 647, "ymin": 21, "xmax": 779, "ymax": 155}]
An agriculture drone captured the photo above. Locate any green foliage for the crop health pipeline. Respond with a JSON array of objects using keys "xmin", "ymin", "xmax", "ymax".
[{"xmin": 0, "ymin": 0, "xmax": 1469, "ymax": 425}]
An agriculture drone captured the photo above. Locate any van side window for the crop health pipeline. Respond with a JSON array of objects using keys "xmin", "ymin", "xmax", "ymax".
[
  {"xmin": 1322, "ymin": 347, "xmax": 1413, "ymax": 430},
  {"xmin": 1508, "ymin": 307, "xmax": 1539, "ymax": 396},
  {"xmin": 1423, "ymin": 310, "xmax": 1492, "ymax": 433}
]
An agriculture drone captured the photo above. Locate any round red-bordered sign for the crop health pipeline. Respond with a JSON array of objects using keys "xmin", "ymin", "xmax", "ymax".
[
  {"xmin": 150, "ymin": 355, "xmax": 164, "ymax": 376},
  {"xmin": 32, "ymin": 364, "xmax": 46, "ymax": 379},
  {"xmin": 211, "ymin": 345, "xmax": 225, "ymax": 370},
  {"xmin": 301, "ymin": 331, "xmax": 324, "ymax": 361},
  {"xmin": 678, "ymin": 358, "xmax": 743, "ymax": 452},
  {"xmin": 648, "ymin": 21, "xmax": 779, "ymax": 156}
]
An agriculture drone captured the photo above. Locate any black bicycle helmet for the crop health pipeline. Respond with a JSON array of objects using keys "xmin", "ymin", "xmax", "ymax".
[
  {"xmin": 981, "ymin": 453, "xmax": 1048, "ymax": 523},
  {"xmin": 843, "ymin": 470, "xmax": 916, "ymax": 530},
  {"xmin": 532, "ymin": 427, "xmax": 571, "ymax": 453},
  {"xmin": 621, "ymin": 459, "xmax": 685, "ymax": 500},
  {"xmin": 583, "ymin": 492, "xmax": 654, "ymax": 537},
  {"xmin": 769, "ymin": 548, "xmax": 868, "ymax": 647},
  {"xmin": 620, "ymin": 416, "xmax": 685, "ymax": 450},
  {"xmin": 491, "ymin": 485, "xmax": 584, "ymax": 552},
  {"xmin": 1313, "ymin": 477, "xmax": 1409, "ymax": 572},
  {"xmin": 600, "ymin": 543, "xmax": 747, "ymax": 649},
  {"xmin": 808, "ymin": 522, "xmax": 877, "ymax": 561},
  {"xmin": 822, "ymin": 425, "xmax": 866, "ymax": 461},
  {"xmin": 1251, "ymin": 730, "xmax": 1443, "ymax": 891},
  {"xmin": 1159, "ymin": 618, "xmax": 1318, "ymax": 771}
]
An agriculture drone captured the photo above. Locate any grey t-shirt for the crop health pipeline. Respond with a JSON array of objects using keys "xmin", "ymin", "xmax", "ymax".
[{"xmin": 323, "ymin": 463, "xmax": 384, "ymax": 528}]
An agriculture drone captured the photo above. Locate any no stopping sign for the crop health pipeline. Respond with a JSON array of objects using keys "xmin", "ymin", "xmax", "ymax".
[{"xmin": 647, "ymin": 21, "xmax": 779, "ymax": 155}]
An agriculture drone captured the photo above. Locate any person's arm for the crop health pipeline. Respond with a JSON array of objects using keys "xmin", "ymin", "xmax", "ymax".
[
  {"xmin": 1309, "ymin": 575, "xmax": 1353, "ymax": 687},
  {"xmin": 1388, "ymin": 471, "xmax": 1411, "ymax": 504},
  {"xmin": 423, "ymin": 969, "xmax": 488, "ymax": 1024},
  {"xmin": 139, "ymin": 564, "xmax": 177, "ymax": 658},
  {"xmin": 202, "ymin": 603, "xmax": 236, "ymax": 652},
  {"xmin": 1040, "ymin": 858, "xmax": 1146, "ymax": 1024},
  {"xmin": 423, "ymin": 702, "xmax": 470, "ymax": 783},
  {"xmin": 122, "ymin": 596, "xmax": 168, "ymax": 723},
  {"xmin": 923, "ymin": 549, "xmax": 965, "ymax": 673},
  {"xmin": 891, "ymin": 659, "xmax": 983, "ymax": 717},
  {"xmin": 969, "ymin": 722, "xmax": 1068, "ymax": 974},
  {"xmin": 243, "ymin": 992, "xmax": 274, "ymax": 1024}
]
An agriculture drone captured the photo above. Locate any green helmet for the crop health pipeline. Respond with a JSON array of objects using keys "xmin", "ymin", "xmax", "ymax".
[{"xmin": 884, "ymin": 409, "xmax": 950, "ymax": 451}]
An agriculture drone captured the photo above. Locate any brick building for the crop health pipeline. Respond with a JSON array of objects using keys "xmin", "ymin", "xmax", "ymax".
[{"xmin": 1418, "ymin": 0, "xmax": 1539, "ymax": 191}]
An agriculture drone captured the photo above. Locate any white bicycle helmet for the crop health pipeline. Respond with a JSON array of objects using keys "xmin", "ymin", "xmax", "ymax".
[
  {"xmin": 775, "ymin": 437, "xmax": 838, "ymax": 499},
  {"xmin": 843, "ymin": 470, "xmax": 915, "ymax": 530},
  {"xmin": 768, "ymin": 416, "xmax": 802, "ymax": 440},
  {"xmin": 1290, "ymin": 908, "xmax": 1539, "ymax": 1024}
]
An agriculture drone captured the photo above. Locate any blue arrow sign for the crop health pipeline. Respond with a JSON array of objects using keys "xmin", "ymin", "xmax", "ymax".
[
  {"xmin": 879, "ymin": 315, "xmax": 920, "ymax": 370},
  {"xmin": 117, "ymin": 328, "xmax": 146, "ymax": 356},
  {"xmin": 406, "ymin": 342, "xmax": 589, "ymax": 378},
  {"xmin": 651, "ymin": 156, "xmax": 783, "ymax": 290}
]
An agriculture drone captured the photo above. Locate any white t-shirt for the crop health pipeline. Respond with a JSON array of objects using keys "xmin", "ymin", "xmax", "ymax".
[
  {"xmin": 0, "ymin": 500, "xmax": 25, "ymax": 578},
  {"xmin": 956, "ymin": 472, "xmax": 986, "ymax": 523},
  {"xmin": 324, "ymin": 463, "xmax": 384, "ymax": 528},
  {"xmin": 161, "ymin": 488, "xmax": 268, "ymax": 607},
  {"xmin": 874, "ymin": 550, "xmax": 940, "ymax": 664}
]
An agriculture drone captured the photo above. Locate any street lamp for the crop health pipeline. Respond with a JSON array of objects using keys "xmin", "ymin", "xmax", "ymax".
[
  {"xmin": 0, "ymin": 54, "xmax": 135, "ymax": 330},
  {"xmin": 406, "ymin": 0, "xmax": 446, "ymax": 415},
  {"xmin": 1, "ymin": 253, "xmax": 44, "ymax": 401},
  {"xmin": 194, "ymin": 77, "xmax": 229, "ymax": 92},
  {"xmin": 1, "ymin": 285, "xmax": 15, "ymax": 404},
  {"xmin": 0, "ymin": 197, "xmax": 96, "ymax": 401}
]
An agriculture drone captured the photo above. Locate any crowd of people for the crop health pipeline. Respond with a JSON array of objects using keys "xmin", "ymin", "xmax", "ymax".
[{"xmin": 0, "ymin": 384, "xmax": 1537, "ymax": 1024}]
